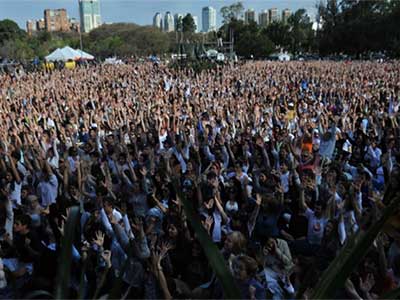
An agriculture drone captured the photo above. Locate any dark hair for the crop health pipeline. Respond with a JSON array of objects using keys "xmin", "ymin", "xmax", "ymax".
[
  {"xmin": 103, "ymin": 197, "xmax": 114, "ymax": 207},
  {"xmin": 15, "ymin": 214, "xmax": 32, "ymax": 228},
  {"xmin": 11, "ymin": 150, "xmax": 21, "ymax": 161},
  {"xmin": 236, "ymin": 255, "xmax": 258, "ymax": 277}
]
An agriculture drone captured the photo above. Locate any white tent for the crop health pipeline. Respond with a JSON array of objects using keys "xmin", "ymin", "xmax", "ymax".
[
  {"xmin": 45, "ymin": 48, "xmax": 69, "ymax": 62},
  {"xmin": 45, "ymin": 46, "xmax": 94, "ymax": 61},
  {"xmin": 278, "ymin": 53, "xmax": 291, "ymax": 61},
  {"xmin": 75, "ymin": 49, "xmax": 94, "ymax": 60}
]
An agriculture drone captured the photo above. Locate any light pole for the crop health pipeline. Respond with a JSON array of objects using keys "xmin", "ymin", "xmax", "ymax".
[{"xmin": 78, "ymin": 0, "xmax": 83, "ymax": 50}]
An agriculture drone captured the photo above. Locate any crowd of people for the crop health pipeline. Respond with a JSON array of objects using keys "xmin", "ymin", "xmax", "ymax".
[{"xmin": 0, "ymin": 60, "xmax": 399, "ymax": 299}]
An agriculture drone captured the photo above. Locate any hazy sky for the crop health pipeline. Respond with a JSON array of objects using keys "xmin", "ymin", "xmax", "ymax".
[{"xmin": 0, "ymin": 0, "xmax": 317, "ymax": 30}]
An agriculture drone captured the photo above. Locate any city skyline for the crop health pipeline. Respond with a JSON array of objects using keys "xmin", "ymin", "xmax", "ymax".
[{"xmin": 0, "ymin": 0, "xmax": 317, "ymax": 31}]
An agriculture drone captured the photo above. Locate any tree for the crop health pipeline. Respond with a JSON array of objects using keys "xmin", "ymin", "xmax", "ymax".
[
  {"xmin": 182, "ymin": 14, "xmax": 196, "ymax": 33},
  {"xmin": 287, "ymin": 9, "xmax": 314, "ymax": 54},
  {"xmin": 0, "ymin": 19, "xmax": 26, "ymax": 44},
  {"xmin": 176, "ymin": 16, "xmax": 183, "ymax": 32},
  {"xmin": 0, "ymin": 39, "xmax": 34, "ymax": 60},
  {"xmin": 315, "ymin": 0, "xmax": 400, "ymax": 56},
  {"xmin": 220, "ymin": 2, "xmax": 244, "ymax": 24},
  {"xmin": 264, "ymin": 21, "xmax": 290, "ymax": 50}
]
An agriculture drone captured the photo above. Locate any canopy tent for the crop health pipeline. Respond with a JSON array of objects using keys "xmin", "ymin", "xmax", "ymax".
[
  {"xmin": 45, "ymin": 46, "xmax": 94, "ymax": 62},
  {"xmin": 74, "ymin": 49, "xmax": 94, "ymax": 60},
  {"xmin": 206, "ymin": 49, "xmax": 219, "ymax": 58}
]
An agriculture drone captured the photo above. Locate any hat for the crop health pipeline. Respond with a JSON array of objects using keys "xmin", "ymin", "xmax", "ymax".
[{"xmin": 342, "ymin": 140, "xmax": 352, "ymax": 153}]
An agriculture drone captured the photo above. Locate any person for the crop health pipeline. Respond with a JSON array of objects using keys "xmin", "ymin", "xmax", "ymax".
[{"xmin": 0, "ymin": 60, "xmax": 399, "ymax": 299}]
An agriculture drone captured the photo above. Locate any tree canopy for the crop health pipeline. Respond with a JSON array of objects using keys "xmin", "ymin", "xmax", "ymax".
[
  {"xmin": 220, "ymin": 2, "xmax": 245, "ymax": 24},
  {"xmin": 182, "ymin": 14, "xmax": 196, "ymax": 33},
  {"xmin": 317, "ymin": 0, "xmax": 400, "ymax": 56}
]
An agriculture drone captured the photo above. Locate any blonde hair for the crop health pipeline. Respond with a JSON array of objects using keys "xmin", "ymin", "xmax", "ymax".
[{"xmin": 229, "ymin": 231, "xmax": 247, "ymax": 255}]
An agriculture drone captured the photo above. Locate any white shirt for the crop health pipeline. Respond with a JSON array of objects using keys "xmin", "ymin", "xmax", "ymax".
[
  {"xmin": 37, "ymin": 174, "xmax": 58, "ymax": 207},
  {"xmin": 305, "ymin": 208, "xmax": 328, "ymax": 245},
  {"xmin": 9, "ymin": 181, "xmax": 22, "ymax": 208},
  {"xmin": 280, "ymin": 171, "xmax": 290, "ymax": 193}
]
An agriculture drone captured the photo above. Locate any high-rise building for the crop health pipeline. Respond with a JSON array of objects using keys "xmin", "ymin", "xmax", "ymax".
[
  {"xmin": 79, "ymin": 0, "xmax": 102, "ymax": 33},
  {"xmin": 258, "ymin": 10, "xmax": 269, "ymax": 27},
  {"xmin": 69, "ymin": 18, "xmax": 81, "ymax": 32},
  {"xmin": 174, "ymin": 13, "xmax": 183, "ymax": 31},
  {"xmin": 192, "ymin": 15, "xmax": 199, "ymax": 33},
  {"xmin": 153, "ymin": 12, "xmax": 163, "ymax": 30},
  {"xmin": 164, "ymin": 11, "xmax": 174, "ymax": 32},
  {"xmin": 36, "ymin": 19, "xmax": 45, "ymax": 31},
  {"xmin": 269, "ymin": 8, "xmax": 279, "ymax": 23},
  {"xmin": 282, "ymin": 8, "xmax": 291, "ymax": 24},
  {"xmin": 244, "ymin": 9, "xmax": 257, "ymax": 25},
  {"xmin": 44, "ymin": 9, "xmax": 70, "ymax": 32},
  {"xmin": 202, "ymin": 6, "xmax": 216, "ymax": 32},
  {"xmin": 26, "ymin": 20, "xmax": 37, "ymax": 36}
]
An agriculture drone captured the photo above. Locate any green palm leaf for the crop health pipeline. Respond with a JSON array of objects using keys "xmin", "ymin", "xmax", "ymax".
[
  {"xmin": 55, "ymin": 206, "xmax": 80, "ymax": 299},
  {"xmin": 172, "ymin": 178, "xmax": 241, "ymax": 299},
  {"xmin": 312, "ymin": 195, "xmax": 400, "ymax": 299}
]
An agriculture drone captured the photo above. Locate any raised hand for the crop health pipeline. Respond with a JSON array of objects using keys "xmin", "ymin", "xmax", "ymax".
[
  {"xmin": 359, "ymin": 273, "xmax": 375, "ymax": 294},
  {"xmin": 204, "ymin": 216, "xmax": 214, "ymax": 233},
  {"xmin": 92, "ymin": 230, "xmax": 105, "ymax": 247}
]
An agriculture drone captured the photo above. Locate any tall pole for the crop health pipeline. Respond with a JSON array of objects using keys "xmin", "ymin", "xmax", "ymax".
[
  {"xmin": 78, "ymin": 0, "xmax": 83, "ymax": 50},
  {"xmin": 79, "ymin": 28, "xmax": 83, "ymax": 50}
]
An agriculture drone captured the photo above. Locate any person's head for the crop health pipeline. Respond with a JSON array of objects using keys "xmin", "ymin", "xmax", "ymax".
[
  {"xmin": 118, "ymin": 153, "xmax": 127, "ymax": 165},
  {"xmin": 21, "ymin": 186, "xmax": 29, "ymax": 200},
  {"xmin": 132, "ymin": 181, "xmax": 141, "ymax": 193},
  {"xmin": 89, "ymin": 128, "xmax": 97, "ymax": 139},
  {"xmin": 263, "ymin": 237, "xmax": 276, "ymax": 256},
  {"xmin": 301, "ymin": 149, "xmax": 312, "ymax": 161},
  {"xmin": 83, "ymin": 142, "xmax": 93, "ymax": 154},
  {"xmin": 46, "ymin": 146, "xmax": 55, "ymax": 159},
  {"xmin": 26, "ymin": 195, "xmax": 39, "ymax": 210},
  {"xmin": 103, "ymin": 198, "xmax": 114, "ymax": 215},
  {"xmin": 259, "ymin": 172, "xmax": 267, "ymax": 183},
  {"xmin": 234, "ymin": 162, "xmax": 243, "ymax": 174},
  {"xmin": 280, "ymin": 162, "xmax": 288, "ymax": 173},
  {"xmin": 207, "ymin": 171, "xmax": 218, "ymax": 187},
  {"xmin": 69, "ymin": 147, "xmax": 78, "ymax": 157},
  {"xmin": 224, "ymin": 231, "xmax": 247, "ymax": 255},
  {"xmin": 14, "ymin": 214, "xmax": 31, "ymax": 234},
  {"xmin": 323, "ymin": 131, "xmax": 332, "ymax": 141},
  {"xmin": 68, "ymin": 182, "xmax": 79, "ymax": 197},
  {"xmin": 324, "ymin": 219, "xmax": 337, "ymax": 237},
  {"xmin": 314, "ymin": 201, "xmax": 324, "ymax": 218},
  {"xmin": 231, "ymin": 255, "xmax": 258, "ymax": 281},
  {"xmin": 167, "ymin": 222, "xmax": 180, "ymax": 239},
  {"xmin": 5, "ymin": 171, "xmax": 14, "ymax": 183}
]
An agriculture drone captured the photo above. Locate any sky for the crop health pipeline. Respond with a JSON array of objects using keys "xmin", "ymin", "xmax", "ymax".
[{"xmin": 0, "ymin": 0, "xmax": 317, "ymax": 31}]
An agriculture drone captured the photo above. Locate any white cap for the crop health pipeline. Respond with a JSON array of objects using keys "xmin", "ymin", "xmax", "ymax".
[{"xmin": 342, "ymin": 140, "xmax": 352, "ymax": 153}]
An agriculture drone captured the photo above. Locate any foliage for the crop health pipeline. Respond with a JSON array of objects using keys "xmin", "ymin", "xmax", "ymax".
[
  {"xmin": 219, "ymin": 7, "xmax": 312, "ymax": 58},
  {"xmin": 0, "ymin": 19, "xmax": 26, "ymax": 43},
  {"xmin": 55, "ymin": 206, "xmax": 80, "ymax": 299},
  {"xmin": 220, "ymin": 2, "xmax": 245, "ymax": 24},
  {"xmin": 172, "ymin": 178, "xmax": 241, "ymax": 299},
  {"xmin": 233, "ymin": 21, "xmax": 275, "ymax": 58},
  {"xmin": 316, "ymin": 0, "xmax": 400, "ymax": 56},
  {"xmin": 182, "ymin": 14, "xmax": 196, "ymax": 33},
  {"xmin": 311, "ymin": 195, "xmax": 400, "ymax": 299}
]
